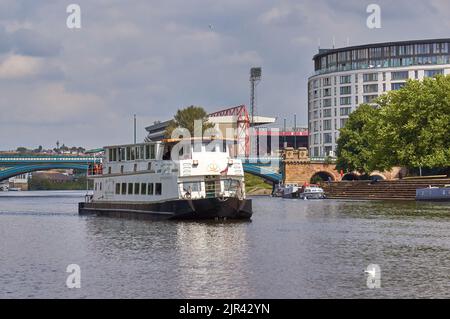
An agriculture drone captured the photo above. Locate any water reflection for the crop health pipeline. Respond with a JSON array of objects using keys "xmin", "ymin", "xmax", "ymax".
[
  {"xmin": 174, "ymin": 222, "xmax": 251, "ymax": 298},
  {"xmin": 1, "ymin": 192, "xmax": 449, "ymax": 298}
]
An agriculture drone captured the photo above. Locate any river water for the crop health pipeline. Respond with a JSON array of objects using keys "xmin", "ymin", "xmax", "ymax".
[{"xmin": 0, "ymin": 191, "xmax": 449, "ymax": 299}]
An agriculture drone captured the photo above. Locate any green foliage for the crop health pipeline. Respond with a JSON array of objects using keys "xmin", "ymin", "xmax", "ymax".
[
  {"xmin": 165, "ymin": 105, "xmax": 215, "ymax": 138},
  {"xmin": 244, "ymin": 173, "xmax": 272, "ymax": 191},
  {"xmin": 29, "ymin": 176, "xmax": 92, "ymax": 191},
  {"xmin": 335, "ymin": 104, "xmax": 381, "ymax": 174},
  {"xmin": 336, "ymin": 75, "xmax": 450, "ymax": 174}
]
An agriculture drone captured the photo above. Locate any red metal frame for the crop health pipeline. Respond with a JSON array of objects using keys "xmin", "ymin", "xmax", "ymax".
[{"xmin": 209, "ymin": 105, "xmax": 250, "ymax": 157}]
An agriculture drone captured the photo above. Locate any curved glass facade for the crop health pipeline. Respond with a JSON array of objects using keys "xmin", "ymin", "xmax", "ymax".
[
  {"xmin": 314, "ymin": 39, "xmax": 450, "ymax": 75},
  {"xmin": 308, "ymin": 39, "xmax": 450, "ymax": 158}
]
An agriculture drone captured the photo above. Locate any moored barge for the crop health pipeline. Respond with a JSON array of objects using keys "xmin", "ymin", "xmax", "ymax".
[{"xmin": 79, "ymin": 138, "xmax": 252, "ymax": 220}]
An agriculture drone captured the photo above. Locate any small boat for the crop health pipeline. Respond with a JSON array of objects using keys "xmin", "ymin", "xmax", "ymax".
[
  {"xmin": 297, "ymin": 185, "xmax": 326, "ymax": 200},
  {"xmin": 277, "ymin": 183, "xmax": 326, "ymax": 200},
  {"xmin": 416, "ymin": 185, "xmax": 450, "ymax": 202},
  {"xmin": 8, "ymin": 187, "xmax": 22, "ymax": 192}
]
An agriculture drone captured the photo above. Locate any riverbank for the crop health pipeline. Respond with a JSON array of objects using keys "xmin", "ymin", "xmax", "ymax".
[{"xmin": 322, "ymin": 178, "xmax": 450, "ymax": 200}]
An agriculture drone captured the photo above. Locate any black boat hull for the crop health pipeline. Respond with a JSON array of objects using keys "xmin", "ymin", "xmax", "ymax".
[{"xmin": 78, "ymin": 197, "xmax": 252, "ymax": 220}]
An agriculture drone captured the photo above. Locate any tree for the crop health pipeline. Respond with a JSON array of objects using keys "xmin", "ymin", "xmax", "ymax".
[
  {"xmin": 336, "ymin": 75, "xmax": 450, "ymax": 174},
  {"xmin": 376, "ymin": 76, "xmax": 450, "ymax": 169},
  {"xmin": 16, "ymin": 147, "xmax": 28, "ymax": 154},
  {"xmin": 165, "ymin": 105, "xmax": 215, "ymax": 138},
  {"xmin": 335, "ymin": 104, "xmax": 381, "ymax": 174}
]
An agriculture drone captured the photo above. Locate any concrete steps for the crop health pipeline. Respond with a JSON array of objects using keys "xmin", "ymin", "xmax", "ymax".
[{"xmin": 322, "ymin": 179, "xmax": 450, "ymax": 200}]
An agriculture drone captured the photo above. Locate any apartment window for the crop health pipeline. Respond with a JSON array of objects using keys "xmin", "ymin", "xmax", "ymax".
[
  {"xmin": 155, "ymin": 183, "xmax": 162, "ymax": 195},
  {"xmin": 322, "ymin": 77, "xmax": 332, "ymax": 86},
  {"xmin": 323, "ymin": 133, "xmax": 332, "ymax": 144},
  {"xmin": 391, "ymin": 83, "xmax": 406, "ymax": 90},
  {"xmin": 134, "ymin": 183, "xmax": 140, "ymax": 195},
  {"xmin": 323, "ymin": 88, "xmax": 331, "ymax": 97},
  {"xmin": 363, "ymin": 84, "xmax": 378, "ymax": 93},
  {"xmin": 148, "ymin": 183, "xmax": 154, "ymax": 195},
  {"xmin": 323, "ymin": 108, "xmax": 332, "ymax": 118},
  {"xmin": 115, "ymin": 183, "xmax": 121, "ymax": 195},
  {"xmin": 121, "ymin": 183, "xmax": 127, "ymax": 195},
  {"xmin": 323, "ymin": 119, "xmax": 332, "ymax": 131},
  {"xmin": 340, "ymin": 118, "xmax": 349, "ymax": 128},
  {"xmin": 424, "ymin": 69, "xmax": 443, "ymax": 77},
  {"xmin": 340, "ymin": 97, "xmax": 352, "ymax": 106},
  {"xmin": 127, "ymin": 183, "xmax": 133, "ymax": 195},
  {"xmin": 340, "ymin": 107, "xmax": 352, "ymax": 116},
  {"xmin": 391, "ymin": 71, "xmax": 409, "ymax": 80},
  {"xmin": 363, "ymin": 73, "xmax": 378, "ymax": 82},
  {"xmin": 363, "ymin": 95, "xmax": 378, "ymax": 103},
  {"xmin": 323, "ymin": 98, "xmax": 332, "ymax": 107},
  {"xmin": 340, "ymin": 75, "xmax": 351, "ymax": 84},
  {"xmin": 340, "ymin": 86, "xmax": 351, "ymax": 95},
  {"xmin": 141, "ymin": 183, "xmax": 147, "ymax": 195}
]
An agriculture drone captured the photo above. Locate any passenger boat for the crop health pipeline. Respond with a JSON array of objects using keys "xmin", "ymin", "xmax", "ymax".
[{"xmin": 78, "ymin": 138, "xmax": 252, "ymax": 220}]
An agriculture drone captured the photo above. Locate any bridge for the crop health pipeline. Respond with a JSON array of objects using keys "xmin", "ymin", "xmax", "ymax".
[
  {"xmin": 240, "ymin": 157, "xmax": 282, "ymax": 183},
  {"xmin": 0, "ymin": 155, "xmax": 101, "ymax": 182},
  {"xmin": 0, "ymin": 152, "xmax": 283, "ymax": 184}
]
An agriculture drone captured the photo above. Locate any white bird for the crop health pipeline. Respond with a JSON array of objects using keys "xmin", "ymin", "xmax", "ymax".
[{"xmin": 364, "ymin": 268, "xmax": 377, "ymax": 277}]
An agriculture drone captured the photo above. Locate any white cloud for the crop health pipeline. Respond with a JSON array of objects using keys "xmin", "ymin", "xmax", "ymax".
[{"xmin": 0, "ymin": 54, "xmax": 42, "ymax": 79}]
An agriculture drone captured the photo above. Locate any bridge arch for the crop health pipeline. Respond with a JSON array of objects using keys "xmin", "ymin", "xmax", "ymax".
[
  {"xmin": 0, "ymin": 164, "xmax": 89, "ymax": 182},
  {"xmin": 310, "ymin": 171, "xmax": 336, "ymax": 183},
  {"xmin": 342, "ymin": 173, "xmax": 360, "ymax": 181}
]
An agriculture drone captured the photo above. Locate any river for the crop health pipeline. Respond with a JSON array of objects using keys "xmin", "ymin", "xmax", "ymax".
[{"xmin": 0, "ymin": 191, "xmax": 449, "ymax": 298}]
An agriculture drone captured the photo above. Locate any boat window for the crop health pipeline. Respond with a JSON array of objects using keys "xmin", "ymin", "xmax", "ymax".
[
  {"xmin": 94, "ymin": 183, "xmax": 97, "ymax": 191},
  {"xmin": 108, "ymin": 149, "xmax": 113, "ymax": 162},
  {"xmin": 121, "ymin": 183, "xmax": 126, "ymax": 195},
  {"xmin": 139, "ymin": 146, "xmax": 145, "ymax": 160},
  {"xmin": 155, "ymin": 183, "xmax": 162, "ymax": 195},
  {"xmin": 134, "ymin": 164, "xmax": 137, "ymax": 172},
  {"xmin": 120, "ymin": 148, "xmax": 126, "ymax": 161},
  {"xmin": 130, "ymin": 148, "xmax": 136, "ymax": 160},
  {"xmin": 134, "ymin": 183, "xmax": 140, "ymax": 195},
  {"xmin": 162, "ymin": 144, "xmax": 172, "ymax": 160},
  {"xmin": 183, "ymin": 182, "xmax": 201, "ymax": 192},
  {"xmin": 145, "ymin": 145, "xmax": 150, "ymax": 159},
  {"xmin": 147, "ymin": 163, "xmax": 152, "ymax": 171},
  {"xmin": 148, "ymin": 183, "xmax": 154, "ymax": 195},
  {"xmin": 108, "ymin": 167, "xmax": 112, "ymax": 175},
  {"xmin": 99, "ymin": 183, "xmax": 102, "ymax": 191},
  {"xmin": 115, "ymin": 183, "xmax": 120, "ymax": 195},
  {"xmin": 127, "ymin": 183, "xmax": 133, "ymax": 195},
  {"xmin": 141, "ymin": 183, "xmax": 147, "ymax": 195},
  {"xmin": 150, "ymin": 144, "xmax": 156, "ymax": 159},
  {"xmin": 224, "ymin": 179, "xmax": 240, "ymax": 192},
  {"xmin": 126, "ymin": 147, "xmax": 131, "ymax": 161},
  {"xmin": 120, "ymin": 165, "xmax": 124, "ymax": 174}
]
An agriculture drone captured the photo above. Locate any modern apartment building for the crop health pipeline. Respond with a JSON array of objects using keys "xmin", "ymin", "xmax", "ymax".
[{"xmin": 308, "ymin": 39, "xmax": 450, "ymax": 157}]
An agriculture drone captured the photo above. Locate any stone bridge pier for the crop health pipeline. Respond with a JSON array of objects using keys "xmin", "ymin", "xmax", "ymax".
[{"xmin": 281, "ymin": 147, "xmax": 406, "ymax": 185}]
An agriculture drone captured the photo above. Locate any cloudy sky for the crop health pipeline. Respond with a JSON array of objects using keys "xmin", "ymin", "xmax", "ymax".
[{"xmin": 0, "ymin": 0, "xmax": 449, "ymax": 150}]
